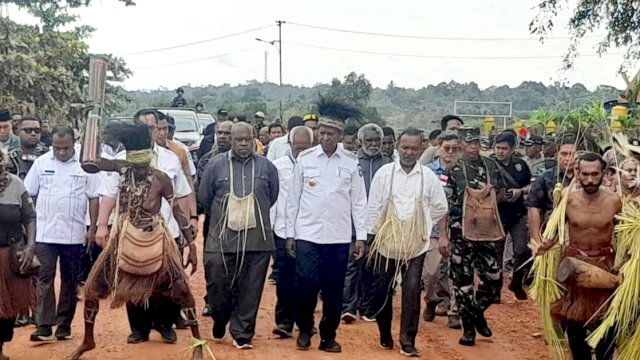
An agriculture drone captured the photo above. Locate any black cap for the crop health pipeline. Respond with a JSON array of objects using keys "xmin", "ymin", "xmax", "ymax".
[
  {"xmin": 177, "ymin": 87, "xmax": 184, "ymax": 93},
  {"xmin": 0, "ymin": 109, "xmax": 10, "ymax": 122},
  {"xmin": 459, "ymin": 126, "xmax": 481, "ymax": 142},
  {"xmin": 523, "ymin": 134, "xmax": 544, "ymax": 146}
]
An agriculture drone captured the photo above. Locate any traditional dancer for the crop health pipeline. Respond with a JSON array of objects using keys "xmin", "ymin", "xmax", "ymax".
[{"xmin": 70, "ymin": 123, "xmax": 204, "ymax": 360}]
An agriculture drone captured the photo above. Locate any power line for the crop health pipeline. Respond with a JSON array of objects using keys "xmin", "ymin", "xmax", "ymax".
[
  {"xmin": 287, "ymin": 21, "xmax": 601, "ymax": 42},
  {"xmin": 125, "ymin": 25, "xmax": 274, "ymax": 56},
  {"xmin": 135, "ymin": 47, "xmax": 262, "ymax": 70},
  {"xmin": 287, "ymin": 41, "xmax": 624, "ymax": 60}
]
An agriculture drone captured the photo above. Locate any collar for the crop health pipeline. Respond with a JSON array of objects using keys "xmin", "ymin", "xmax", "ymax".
[
  {"xmin": 49, "ymin": 148, "xmax": 79, "ymax": 163},
  {"xmin": 316, "ymin": 145, "xmax": 341, "ymax": 158},
  {"xmin": 228, "ymin": 150, "xmax": 256, "ymax": 163},
  {"xmin": 357, "ymin": 149, "xmax": 383, "ymax": 159},
  {"xmin": 287, "ymin": 153, "xmax": 296, "ymax": 165},
  {"xmin": 394, "ymin": 158, "xmax": 422, "ymax": 176}
]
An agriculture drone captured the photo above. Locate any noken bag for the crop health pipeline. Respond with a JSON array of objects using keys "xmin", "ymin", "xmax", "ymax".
[{"xmin": 462, "ymin": 185, "xmax": 505, "ymax": 241}]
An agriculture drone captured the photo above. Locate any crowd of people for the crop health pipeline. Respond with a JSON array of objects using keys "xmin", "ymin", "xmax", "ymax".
[{"xmin": 0, "ymin": 104, "xmax": 634, "ymax": 360}]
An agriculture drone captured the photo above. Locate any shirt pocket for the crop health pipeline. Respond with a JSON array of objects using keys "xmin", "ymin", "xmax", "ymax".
[
  {"xmin": 303, "ymin": 168, "xmax": 321, "ymax": 192},
  {"xmin": 336, "ymin": 167, "xmax": 352, "ymax": 190}
]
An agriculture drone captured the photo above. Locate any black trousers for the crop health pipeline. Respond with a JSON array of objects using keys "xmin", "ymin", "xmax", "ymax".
[
  {"xmin": 295, "ymin": 240, "xmax": 349, "ymax": 341},
  {"xmin": 274, "ymin": 235, "xmax": 296, "ymax": 330},
  {"xmin": 205, "ymin": 251, "xmax": 271, "ymax": 342},
  {"xmin": 567, "ymin": 320, "xmax": 615, "ymax": 360},
  {"xmin": 126, "ymin": 293, "xmax": 178, "ymax": 336},
  {"xmin": 370, "ymin": 254, "xmax": 425, "ymax": 347},
  {"xmin": 342, "ymin": 239, "xmax": 375, "ymax": 317},
  {"xmin": 35, "ymin": 243, "xmax": 83, "ymax": 328},
  {"xmin": 0, "ymin": 318, "xmax": 14, "ymax": 342},
  {"xmin": 497, "ymin": 215, "xmax": 530, "ymax": 287}
]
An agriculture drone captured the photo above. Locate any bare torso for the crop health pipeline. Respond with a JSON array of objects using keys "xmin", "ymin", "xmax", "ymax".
[
  {"xmin": 565, "ymin": 188, "xmax": 621, "ymax": 253},
  {"xmin": 123, "ymin": 168, "xmax": 173, "ymax": 228}
]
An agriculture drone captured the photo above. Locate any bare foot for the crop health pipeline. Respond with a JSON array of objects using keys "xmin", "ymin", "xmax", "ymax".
[
  {"xmin": 192, "ymin": 346, "xmax": 204, "ymax": 360},
  {"xmin": 69, "ymin": 340, "xmax": 96, "ymax": 360}
]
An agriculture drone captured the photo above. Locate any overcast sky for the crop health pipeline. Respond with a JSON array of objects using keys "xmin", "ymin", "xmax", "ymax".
[{"xmin": 6, "ymin": 0, "xmax": 634, "ymax": 91}]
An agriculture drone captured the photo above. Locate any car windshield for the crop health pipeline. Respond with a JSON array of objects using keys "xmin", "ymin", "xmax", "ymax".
[
  {"xmin": 197, "ymin": 113, "xmax": 214, "ymax": 129},
  {"xmin": 171, "ymin": 114, "xmax": 198, "ymax": 132}
]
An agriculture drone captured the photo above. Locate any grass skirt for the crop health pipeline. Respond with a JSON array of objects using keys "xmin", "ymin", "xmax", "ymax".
[
  {"xmin": 551, "ymin": 246, "xmax": 615, "ymax": 328},
  {"xmin": 0, "ymin": 247, "xmax": 31, "ymax": 318},
  {"xmin": 84, "ymin": 216, "xmax": 188, "ymax": 308}
]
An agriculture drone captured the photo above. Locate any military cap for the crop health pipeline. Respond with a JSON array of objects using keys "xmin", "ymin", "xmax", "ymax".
[
  {"xmin": 523, "ymin": 134, "xmax": 544, "ymax": 146},
  {"xmin": 459, "ymin": 126, "xmax": 481, "ymax": 142}
]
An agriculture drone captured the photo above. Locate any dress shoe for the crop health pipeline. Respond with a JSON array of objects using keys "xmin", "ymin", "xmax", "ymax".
[{"xmin": 319, "ymin": 339, "xmax": 342, "ymax": 353}]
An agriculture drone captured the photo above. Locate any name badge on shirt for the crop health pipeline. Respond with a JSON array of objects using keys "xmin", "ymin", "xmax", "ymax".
[{"xmin": 439, "ymin": 174, "xmax": 448, "ymax": 186}]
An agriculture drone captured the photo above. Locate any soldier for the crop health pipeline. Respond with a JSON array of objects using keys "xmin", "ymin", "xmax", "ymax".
[
  {"xmin": 441, "ymin": 126, "xmax": 508, "ymax": 347},
  {"xmin": 7, "ymin": 117, "xmax": 48, "ymax": 179}
]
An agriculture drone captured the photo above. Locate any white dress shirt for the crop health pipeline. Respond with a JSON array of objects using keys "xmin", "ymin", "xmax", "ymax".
[
  {"xmin": 174, "ymin": 139, "xmax": 196, "ymax": 176},
  {"xmin": 266, "ymin": 135, "xmax": 291, "ymax": 161},
  {"xmin": 99, "ymin": 144, "xmax": 192, "ymax": 238},
  {"xmin": 270, "ymin": 153, "xmax": 296, "ymax": 239},
  {"xmin": 285, "ymin": 145, "xmax": 368, "ymax": 244},
  {"xmin": 23, "ymin": 150, "xmax": 100, "ymax": 245},
  {"xmin": 366, "ymin": 159, "xmax": 448, "ymax": 255}
]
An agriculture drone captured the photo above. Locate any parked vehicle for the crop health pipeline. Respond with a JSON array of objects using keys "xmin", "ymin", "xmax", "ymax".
[{"xmin": 156, "ymin": 108, "xmax": 203, "ymax": 161}]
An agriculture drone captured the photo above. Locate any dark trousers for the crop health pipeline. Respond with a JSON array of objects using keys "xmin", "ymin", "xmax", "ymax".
[
  {"xmin": 0, "ymin": 318, "xmax": 14, "ymax": 342},
  {"xmin": 126, "ymin": 293, "xmax": 177, "ymax": 336},
  {"xmin": 79, "ymin": 242, "xmax": 102, "ymax": 283},
  {"xmin": 274, "ymin": 235, "xmax": 296, "ymax": 330},
  {"xmin": 202, "ymin": 215, "xmax": 211, "ymax": 306},
  {"xmin": 497, "ymin": 215, "xmax": 530, "ymax": 287},
  {"xmin": 295, "ymin": 240, "xmax": 349, "ymax": 341},
  {"xmin": 205, "ymin": 251, "xmax": 270, "ymax": 342},
  {"xmin": 341, "ymin": 240, "xmax": 375, "ymax": 316},
  {"xmin": 35, "ymin": 243, "xmax": 83, "ymax": 328},
  {"xmin": 370, "ymin": 254, "xmax": 425, "ymax": 347},
  {"xmin": 449, "ymin": 230, "xmax": 501, "ymax": 323},
  {"xmin": 567, "ymin": 321, "xmax": 615, "ymax": 360}
]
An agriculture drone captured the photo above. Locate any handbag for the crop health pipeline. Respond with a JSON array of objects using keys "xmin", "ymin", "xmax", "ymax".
[
  {"xmin": 117, "ymin": 220, "xmax": 165, "ymax": 276},
  {"xmin": 10, "ymin": 238, "xmax": 41, "ymax": 278}
]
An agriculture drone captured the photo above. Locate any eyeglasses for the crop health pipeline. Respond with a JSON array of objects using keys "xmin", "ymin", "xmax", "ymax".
[
  {"xmin": 21, "ymin": 127, "xmax": 41, "ymax": 134},
  {"xmin": 442, "ymin": 145, "xmax": 460, "ymax": 153}
]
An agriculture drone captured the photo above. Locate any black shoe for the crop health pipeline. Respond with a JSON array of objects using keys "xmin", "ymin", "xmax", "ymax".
[
  {"xmin": 379, "ymin": 335, "xmax": 394, "ymax": 350},
  {"xmin": 508, "ymin": 281, "xmax": 528, "ymax": 300},
  {"xmin": 158, "ymin": 326, "xmax": 177, "ymax": 344},
  {"xmin": 55, "ymin": 325, "xmax": 73, "ymax": 340},
  {"xmin": 400, "ymin": 345, "xmax": 420, "ymax": 357},
  {"xmin": 341, "ymin": 312, "xmax": 356, "ymax": 324},
  {"xmin": 459, "ymin": 319, "xmax": 476, "ymax": 346},
  {"xmin": 272, "ymin": 324, "xmax": 293, "ymax": 338},
  {"xmin": 319, "ymin": 339, "xmax": 342, "ymax": 353},
  {"xmin": 212, "ymin": 322, "xmax": 227, "ymax": 342},
  {"xmin": 127, "ymin": 331, "xmax": 150, "ymax": 344},
  {"xmin": 422, "ymin": 300, "xmax": 437, "ymax": 322},
  {"xmin": 296, "ymin": 332, "xmax": 312, "ymax": 350},
  {"xmin": 475, "ymin": 312, "xmax": 493, "ymax": 338},
  {"xmin": 447, "ymin": 315, "xmax": 462, "ymax": 329},
  {"xmin": 175, "ymin": 316, "xmax": 189, "ymax": 330},
  {"xmin": 493, "ymin": 293, "xmax": 501, "ymax": 304},
  {"xmin": 267, "ymin": 271, "xmax": 277, "ymax": 285},
  {"xmin": 30, "ymin": 326, "xmax": 54, "ymax": 342},
  {"xmin": 201, "ymin": 304, "xmax": 212, "ymax": 317},
  {"xmin": 15, "ymin": 315, "xmax": 29, "ymax": 328}
]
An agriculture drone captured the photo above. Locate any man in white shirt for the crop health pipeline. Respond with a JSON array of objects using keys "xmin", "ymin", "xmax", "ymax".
[
  {"xmin": 285, "ymin": 106, "xmax": 368, "ymax": 353},
  {"xmin": 266, "ymin": 116, "xmax": 304, "ymax": 161},
  {"xmin": 366, "ymin": 128, "xmax": 448, "ymax": 357},
  {"xmin": 24, "ymin": 125, "xmax": 100, "ymax": 342},
  {"xmin": 96, "ymin": 110, "xmax": 195, "ymax": 344},
  {"xmin": 270, "ymin": 126, "xmax": 313, "ymax": 338}
]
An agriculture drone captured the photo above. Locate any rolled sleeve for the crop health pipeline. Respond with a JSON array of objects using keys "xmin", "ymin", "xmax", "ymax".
[
  {"xmin": 85, "ymin": 173, "xmax": 101, "ymax": 199},
  {"xmin": 98, "ymin": 171, "xmax": 119, "ymax": 199}
]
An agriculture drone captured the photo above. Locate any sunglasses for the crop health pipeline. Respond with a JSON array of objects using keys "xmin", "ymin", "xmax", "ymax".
[
  {"xmin": 21, "ymin": 127, "xmax": 41, "ymax": 134},
  {"xmin": 442, "ymin": 145, "xmax": 460, "ymax": 153}
]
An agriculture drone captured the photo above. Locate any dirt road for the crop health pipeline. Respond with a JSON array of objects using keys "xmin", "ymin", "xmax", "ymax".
[{"xmin": 6, "ymin": 235, "xmax": 551, "ymax": 360}]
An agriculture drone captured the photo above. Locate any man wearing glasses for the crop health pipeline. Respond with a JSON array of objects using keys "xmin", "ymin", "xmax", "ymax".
[
  {"xmin": 7, "ymin": 116, "xmax": 48, "ymax": 179},
  {"xmin": 422, "ymin": 131, "xmax": 462, "ymax": 329}
]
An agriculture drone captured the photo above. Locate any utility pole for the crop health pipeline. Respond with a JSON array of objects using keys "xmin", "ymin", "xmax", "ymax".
[
  {"xmin": 276, "ymin": 20, "xmax": 285, "ymax": 122},
  {"xmin": 264, "ymin": 51, "xmax": 268, "ymax": 83}
]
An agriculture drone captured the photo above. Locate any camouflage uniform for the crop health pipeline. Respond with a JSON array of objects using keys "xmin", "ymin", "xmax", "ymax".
[
  {"xmin": 6, "ymin": 143, "xmax": 48, "ymax": 180},
  {"xmin": 444, "ymin": 152, "xmax": 506, "ymax": 326}
]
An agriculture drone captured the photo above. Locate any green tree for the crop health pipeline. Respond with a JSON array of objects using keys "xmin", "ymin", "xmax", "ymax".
[
  {"xmin": 530, "ymin": 0, "xmax": 640, "ymax": 70},
  {"xmin": 0, "ymin": 0, "xmax": 133, "ymax": 123}
]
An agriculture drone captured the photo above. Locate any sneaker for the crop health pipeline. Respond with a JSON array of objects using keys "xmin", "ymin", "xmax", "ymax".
[
  {"xmin": 447, "ymin": 315, "xmax": 462, "ymax": 329},
  {"xmin": 296, "ymin": 332, "xmax": 312, "ymax": 350},
  {"xmin": 379, "ymin": 335, "xmax": 394, "ymax": 350},
  {"xmin": 272, "ymin": 324, "xmax": 292, "ymax": 338},
  {"xmin": 212, "ymin": 323, "xmax": 227, "ymax": 342},
  {"xmin": 435, "ymin": 302, "xmax": 449, "ymax": 316},
  {"xmin": 175, "ymin": 316, "xmax": 189, "ymax": 330},
  {"xmin": 30, "ymin": 326, "xmax": 54, "ymax": 342},
  {"xmin": 400, "ymin": 345, "xmax": 420, "ymax": 357},
  {"xmin": 233, "ymin": 339, "xmax": 254, "ymax": 349},
  {"xmin": 158, "ymin": 326, "xmax": 177, "ymax": 344},
  {"xmin": 341, "ymin": 312, "xmax": 356, "ymax": 324},
  {"xmin": 422, "ymin": 301, "xmax": 437, "ymax": 322},
  {"xmin": 360, "ymin": 315, "xmax": 376, "ymax": 322},
  {"xmin": 55, "ymin": 326, "xmax": 73, "ymax": 340},
  {"xmin": 127, "ymin": 331, "xmax": 149, "ymax": 344},
  {"xmin": 318, "ymin": 339, "xmax": 342, "ymax": 353},
  {"xmin": 15, "ymin": 315, "xmax": 30, "ymax": 328}
]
